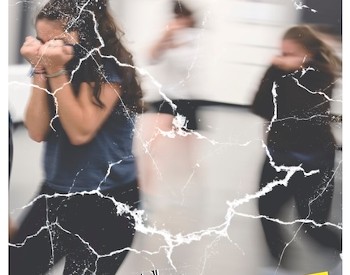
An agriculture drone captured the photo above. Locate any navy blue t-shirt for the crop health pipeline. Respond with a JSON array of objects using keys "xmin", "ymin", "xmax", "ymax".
[{"xmin": 44, "ymin": 57, "xmax": 137, "ymax": 193}]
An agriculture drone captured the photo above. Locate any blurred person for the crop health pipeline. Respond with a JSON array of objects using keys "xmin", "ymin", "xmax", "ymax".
[
  {"xmin": 10, "ymin": 0, "xmax": 143, "ymax": 274},
  {"xmin": 252, "ymin": 25, "xmax": 342, "ymax": 267},
  {"xmin": 138, "ymin": 1, "xmax": 201, "ymax": 197},
  {"xmin": 148, "ymin": 0, "xmax": 200, "ymax": 134}
]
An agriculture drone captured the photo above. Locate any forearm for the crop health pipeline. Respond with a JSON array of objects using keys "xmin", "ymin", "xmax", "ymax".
[
  {"xmin": 149, "ymin": 41, "xmax": 167, "ymax": 61},
  {"xmin": 149, "ymin": 32, "xmax": 173, "ymax": 61},
  {"xmin": 24, "ymin": 75, "xmax": 52, "ymax": 142},
  {"xmin": 48, "ymin": 74, "xmax": 98, "ymax": 145}
]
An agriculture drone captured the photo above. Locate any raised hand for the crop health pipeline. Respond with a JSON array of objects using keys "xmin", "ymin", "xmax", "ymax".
[
  {"xmin": 272, "ymin": 55, "xmax": 310, "ymax": 72},
  {"xmin": 20, "ymin": 36, "xmax": 44, "ymax": 69},
  {"xmin": 38, "ymin": 39, "xmax": 74, "ymax": 74}
]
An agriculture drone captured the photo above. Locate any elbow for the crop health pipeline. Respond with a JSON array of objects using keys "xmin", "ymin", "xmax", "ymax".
[
  {"xmin": 25, "ymin": 125, "xmax": 47, "ymax": 143},
  {"xmin": 24, "ymin": 119, "xmax": 48, "ymax": 142},
  {"xmin": 28, "ymin": 131, "xmax": 47, "ymax": 143}
]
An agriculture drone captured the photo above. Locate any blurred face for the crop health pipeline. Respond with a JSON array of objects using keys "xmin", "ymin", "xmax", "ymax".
[
  {"xmin": 36, "ymin": 19, "xmax": 78, "ymax": 44},
  {"xmin": 281, "ymin": 39, "xmax": 312, "ymax": 60}
]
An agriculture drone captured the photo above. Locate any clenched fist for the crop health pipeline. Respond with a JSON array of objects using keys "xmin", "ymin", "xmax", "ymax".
[
  {"xmin": 20, "ymin": 36, "xmax": 75, "ymax": 74},
  {"xmin": 20, "ymin": 36, "xmax": 44, "ymax": 68},
  {"xmin": 38, "ymin": 39, "xmax": 74, "ymax": 74}
]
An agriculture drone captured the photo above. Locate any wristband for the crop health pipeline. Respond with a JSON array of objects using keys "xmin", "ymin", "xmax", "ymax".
[
  {"xmin": 28, "ymin": 67, "xmax": 46, "ymax": 77},
  {"xmin": 45, "ymin": 69, "xmax": 68, "ymax": 78}
]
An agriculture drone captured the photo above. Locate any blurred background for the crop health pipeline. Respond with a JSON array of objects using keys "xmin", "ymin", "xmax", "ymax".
[{"xmin": 8, "ymin": 0, "xmax": 342, "ymax": 274}]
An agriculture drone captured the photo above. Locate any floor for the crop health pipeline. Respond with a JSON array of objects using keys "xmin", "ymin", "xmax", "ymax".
[{"xmin": 9, "ymin": 106, "xmax": 342, "ymax": 275}]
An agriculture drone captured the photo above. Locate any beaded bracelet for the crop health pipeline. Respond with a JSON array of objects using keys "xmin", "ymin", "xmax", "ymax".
[{"xmin": 28, "ymin": 67, "xmax": 46, "ymax": 77}]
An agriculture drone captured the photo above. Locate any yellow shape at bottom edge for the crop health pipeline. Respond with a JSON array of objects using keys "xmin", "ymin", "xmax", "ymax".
[{"xmin": 306, "ymin": 272, "xmax": 329, "ymax": 275}]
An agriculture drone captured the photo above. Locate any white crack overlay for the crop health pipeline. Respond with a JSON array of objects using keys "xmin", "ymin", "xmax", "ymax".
[{"xmin": 9, "ymin": 0, "xmax": 342, "ymax": 274}]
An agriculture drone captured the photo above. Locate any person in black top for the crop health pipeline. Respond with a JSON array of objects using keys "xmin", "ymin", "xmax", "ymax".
[{"xmin": 252, "ymin": 25, "xmax": 342, "ymax": 267}]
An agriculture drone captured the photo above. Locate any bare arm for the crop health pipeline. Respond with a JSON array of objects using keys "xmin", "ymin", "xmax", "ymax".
[
  {"xmin": 149, "ymin": 31, "xmax": 173, "ymax": 61},
  {"xmin": 39, "ymin": 39, "xmax": 121, "ymax": 145},
  {"xmin": 149, "ymin": 20, "xmax": 185, "ymax": 61},
  {"xmin": 24, "ymin": 75, "xmax": 52, "ymax": 142},
  {"xmin": 22, "ymin": 37, "xmax": 122, "ymax": 145},
  {"xmin": 21, "ymin": 36, "xmax": 52, "ymax": 142},
  {"xmin": 49, "ymin": 75, "xmax": 121, "ymax": 145}
]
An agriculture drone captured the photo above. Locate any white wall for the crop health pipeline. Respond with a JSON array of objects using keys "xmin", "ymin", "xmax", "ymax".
[
  {"xmin": 8, "ymin": 1, "xmax": 21, "ymax": 65},
  {"xmin": 112, "ymin": 0, "xmax": 299, "ymax": 105},
  {"xmin": 8, "ymin": 0, "xmax": 342, "ymax": 123},
  {"xmin": 8, "ymin": 65, "xmax": 32, "ymax": 123},
  {"xmin": 109, "ymin": 0, "xmax": 341, "ymax": 111}
]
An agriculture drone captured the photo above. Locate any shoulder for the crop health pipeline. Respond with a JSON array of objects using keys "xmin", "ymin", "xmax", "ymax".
[{"xmin": 299, "ymin": 65, "xmax": 334, "ymax": 88}]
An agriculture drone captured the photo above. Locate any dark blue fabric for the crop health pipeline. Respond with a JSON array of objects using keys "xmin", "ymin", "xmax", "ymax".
[
  {"xmin": 44, "ymin": 58, "xmax": 137, "ymax": 192},
  {"xmin": 267, "ymin": 146, "xmax": 335, "ymax": 169}
]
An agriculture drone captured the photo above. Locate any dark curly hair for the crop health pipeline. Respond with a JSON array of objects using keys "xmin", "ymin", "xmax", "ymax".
[{"xmin": 36, "ymin": 0, "xmax": 143, "ymax": 113}]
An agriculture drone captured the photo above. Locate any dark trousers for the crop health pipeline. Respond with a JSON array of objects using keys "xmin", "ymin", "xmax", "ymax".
[
  {"xmin": 258, "ymin": 151, "xmax": 341, "ymax": 262},
  {"xmin": 10, "ymin": 181, "xmax": 139, "ymax": 275}
]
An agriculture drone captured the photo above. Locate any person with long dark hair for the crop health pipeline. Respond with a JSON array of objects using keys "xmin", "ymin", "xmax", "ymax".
[
  {"xmin": 252, "ymin": 25, "xmax": 342, "ymax": 267},
  {"xmin": 10, "ymin": 0, "xmax": 143, "ymax": 273}
]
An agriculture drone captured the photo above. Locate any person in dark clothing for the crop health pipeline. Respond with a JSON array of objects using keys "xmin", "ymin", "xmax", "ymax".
[{"xmin": 251, "ymin": 25, "xmax": 342, "ymax": 266}]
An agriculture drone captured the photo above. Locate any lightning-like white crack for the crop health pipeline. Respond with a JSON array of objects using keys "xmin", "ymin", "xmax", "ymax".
[
  {"xmin": 97, "ymin": 160, "xmax": 123, "ymax": 191},
  {"xmin": 198, "ymin": 236, "xmax": 221, "ymax": 275},
  {"xmin": 292, "ymin": 0, "xmax": 317, "ymax": 13},
  {"xmin": 10, "ymin": 1, "xmax": 342, "ymax": 274},
  {"xmin": 292, "ymin": 76, "xmax": 341, "ymax": 102},
  {"xmin": 258, "ymin": 65, "xmax": 342, "ymax": 271},
  {"xmin": 45, "ymin": 197, "xmax": 56, "ymax": 271},
  {"xmin": 69, "ymin": 167, "xmax": 85, "ymax": 193},
  {"xmin": 267, "ymin": 82, "xmax": 279, "ymax": 133}
]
